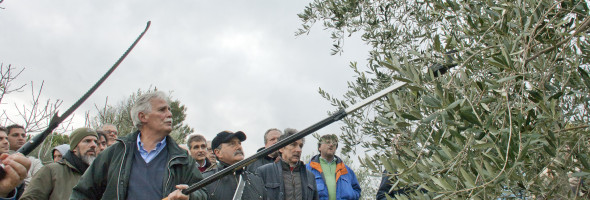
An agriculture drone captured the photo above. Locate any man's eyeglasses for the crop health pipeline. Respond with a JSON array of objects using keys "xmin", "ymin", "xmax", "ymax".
[
  {"xmin": 105, "ymin": 131, "xmax": 118, "ymax": 135},
  {"xmin": 320, "ymin": 141, "xmax": 337, "ymax": 145}
]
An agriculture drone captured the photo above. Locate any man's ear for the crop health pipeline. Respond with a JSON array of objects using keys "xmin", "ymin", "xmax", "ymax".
[
  {"xmin": 214, "ymin": 148, "xmax": 221, "ymax": 158},
  {"xmin": 138, "ymin": 112, "xmax": 148, "ymax": 123}
]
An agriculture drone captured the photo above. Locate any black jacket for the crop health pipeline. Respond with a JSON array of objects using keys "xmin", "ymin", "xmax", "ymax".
[
  {"xmin": 376, "ymin": 170, "xmax": 415, "ymax": 199},
  {"xmin": 71, "ymin": 131, "xmax": 207, "ymax": 200},
  {"xmin": 246, "ymin": 147, "xmax": 277, "ymax": 174},
  {"xmin": 202, "ymin": 161, "xmax": 265, "ymax": 200},
  {"xmin": 256, "ymin": 159, "xmax": 318, "ymax": 200}
]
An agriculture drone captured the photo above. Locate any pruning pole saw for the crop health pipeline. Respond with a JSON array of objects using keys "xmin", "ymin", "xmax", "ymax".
[
  {"xmin": 164, "ymin": 61, "xmax": 457, "ymax": 199},
  {"xmin": 0, "ymin": 21, "xmax": 151, "ymax": 179}
]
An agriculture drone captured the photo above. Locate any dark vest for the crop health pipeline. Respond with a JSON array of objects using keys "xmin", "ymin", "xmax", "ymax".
[
  {"xmin": 282, "ymin": 160, "xmax": 304, "ymax": 200},
  {"xmin": 127, "ymin": 146, "xmax": 168, "ymax": 199}
]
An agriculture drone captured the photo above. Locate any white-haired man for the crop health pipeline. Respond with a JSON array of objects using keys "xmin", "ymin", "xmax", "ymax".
[
  {"xmin": 246, "ymin": 128, "xmax": 281, "ymax": 173},
  {"xmin": 72, "ymin": 91, "xmax": 207, "ymax": 199},
  {"xmin": 98, "ymin": 124, "xmax": 118, "ymax": 146}
]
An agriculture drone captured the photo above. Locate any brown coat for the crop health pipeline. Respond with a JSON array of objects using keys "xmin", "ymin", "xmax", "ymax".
[{"xmin": 20, "ymin": 159, "xmax": 82, "ymax": 200}]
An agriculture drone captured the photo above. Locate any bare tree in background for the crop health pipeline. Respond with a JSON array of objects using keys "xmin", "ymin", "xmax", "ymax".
[
  {"xmin": 0, "ymin": 64, "xmax": 25, "ymax": 106},
  {"xmin": 86, "ymin": 87, "xmax": 194, "ymax": 143},
  {"xmin": 0, "ymin": 64, "xmax": 73, "ymax": 159}
]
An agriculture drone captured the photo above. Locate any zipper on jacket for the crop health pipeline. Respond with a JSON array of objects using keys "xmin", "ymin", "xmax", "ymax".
[
  {"xmin": 290, "ymin": 170, "xmax": 296, "ymax": 200},
  {"xmin": 117, "ymin": 138, "xmax": 127, "ymax": 200},
  {"xmin": 164, "ymin": 155, "xmax": 183, "ymax": 196}
]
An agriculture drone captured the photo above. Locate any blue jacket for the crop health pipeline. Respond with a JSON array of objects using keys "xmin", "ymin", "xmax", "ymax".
[{"xmin": 306, "ymin": 155, "xmax": 361, "ymax": 200}]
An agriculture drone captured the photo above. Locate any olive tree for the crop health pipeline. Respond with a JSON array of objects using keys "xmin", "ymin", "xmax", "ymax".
[{"xmin": 299, "ymin": 0, "xmax": 590, "ymax": 198}]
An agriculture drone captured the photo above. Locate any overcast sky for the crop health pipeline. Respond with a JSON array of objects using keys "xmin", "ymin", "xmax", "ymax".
[{"xmin": 0, "ymin": 1, "xmax": 370, "ymax": 159}]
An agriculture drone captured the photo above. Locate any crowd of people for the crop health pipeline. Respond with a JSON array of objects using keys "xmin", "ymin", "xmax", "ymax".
[{"xmin": 0, "ymin": 91, "xmax": 400, "ymax": 200}]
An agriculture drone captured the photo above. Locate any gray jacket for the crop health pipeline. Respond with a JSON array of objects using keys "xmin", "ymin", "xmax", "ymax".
[
  {"xmin": 203, "ymin": 162, "xmax": 265, "ymax": 200},
  {"xmin": 255, "ymin": 160, "xmax": 318, "ymax": 200}
]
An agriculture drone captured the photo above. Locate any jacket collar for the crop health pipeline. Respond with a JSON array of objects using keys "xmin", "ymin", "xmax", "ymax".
[
  {"xmin": 309, "ymin": 154, "xmax": 342, "ymax": 165},
  {"xmin": 197, "ymin": 158, "xmax": 211, "ymax": 168},
  {"xmin": 118, "ymin": 131, "xmax": 189, "ymax": 165},
  {"xmin": 217, "ymin": 160, "xmax": 231, "ymax": 169},
  {"xmin": 309, "ymin": 154, "xmax": 349, "ymax": 180},
  {"xmin": 63, "ymin": 150, "xmax": 89, "ymax": 174},
  {"xmin": 256, "ymin": 147, "xmax": 278, "ymax": 160},
  {"xmin": 279, "ymin": 158, "xmax": 304, "ymax": 172}
]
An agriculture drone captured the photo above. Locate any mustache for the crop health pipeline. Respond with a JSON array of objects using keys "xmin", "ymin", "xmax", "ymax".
[
  {"xmin": 85, "ymin": 148, "xmax": 96, "ymax": 153},
  {"xmin": 164, "ymin": 118, "xmax": 173, "ymax": 123},
  {"xmin": 234, "ymin": 150, "xmax": 244, "ymax": 156}
]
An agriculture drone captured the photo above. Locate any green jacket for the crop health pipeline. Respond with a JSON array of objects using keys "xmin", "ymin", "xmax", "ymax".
[
  {"xmin": 20, "ymin": 157, "xmax": 82, "ymax": 200},
  {"xmin": 70, "ymin": 131, "xmax": 207, "ymax": 200}
]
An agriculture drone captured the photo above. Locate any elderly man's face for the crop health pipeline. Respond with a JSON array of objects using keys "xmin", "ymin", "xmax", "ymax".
[
  {"xmin": 265, "ymin": 130, "xmax": 281, "ymax": 158},
  {"xmin": 280, "ymin": 139, "xmax": 304, "ymax": 166},
  {"xmin": 7, "ymin": 128, "xmax": 26, "ymax": 151},
  {"xmin": 265, "ymin": 130, "xmax": 281, "ymax": 148},
  {"xmin": 214, "ymin": 137, "xmax": 244, "ymax": 165},
  {"xmin": 0, "ymin": 131, "xmax": 10, "ymax": 154},
  {"xmin": 141, "ymin": 98, "xmax": 173, "ymax": 134},
  {"xmin": 101, "ymin": 125, "xmax": 118, "ymax": 146}
]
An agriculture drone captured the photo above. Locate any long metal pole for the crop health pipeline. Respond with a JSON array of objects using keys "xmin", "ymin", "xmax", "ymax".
[
  {"xmin": 1, "ymin": 21, "xmax": 151, "ymax": 180},
  {"xmin": 167, "ymin": 57, "xmax": 456, "ymax": 199},
  {"xmin": 16, "ymin": 21, "xmax": 151, "ymax": 156},
  {"xmin": 179, "ymin": 81, "xmax": 408, "ymax": 196}
]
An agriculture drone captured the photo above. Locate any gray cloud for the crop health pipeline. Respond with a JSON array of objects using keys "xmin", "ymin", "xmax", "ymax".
[{"xmin": 0, "ymin": 0, "xmax": 370, "ymax": 159}]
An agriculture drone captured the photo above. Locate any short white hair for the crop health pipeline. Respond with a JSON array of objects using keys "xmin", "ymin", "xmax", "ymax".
[{"xmin": 130, "ymin": 91, "xmax": 169, "ymax": 129}]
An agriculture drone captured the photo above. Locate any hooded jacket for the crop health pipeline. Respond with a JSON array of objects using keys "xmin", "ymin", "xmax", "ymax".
[
  {"xmin": 52, "ymin": 144, "xmax": 70, "ymax": 161},
  {"xmin": 306, "ymin": 155, "xmax": 361, "ymax": 200},
  {"xmin": 70, "ymin": 131, "xmax": 207, "ymax": 200}
]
